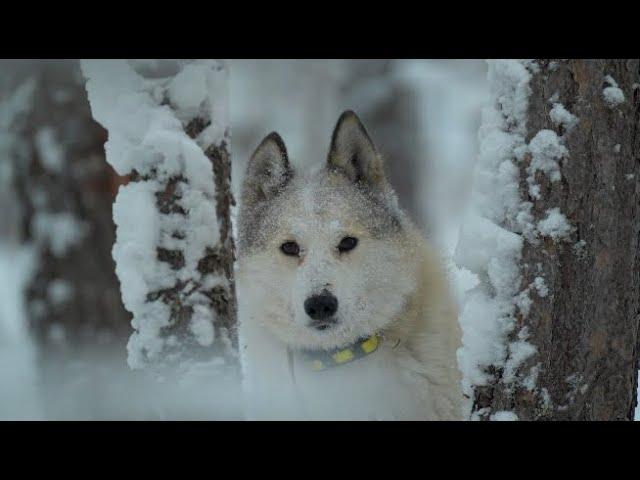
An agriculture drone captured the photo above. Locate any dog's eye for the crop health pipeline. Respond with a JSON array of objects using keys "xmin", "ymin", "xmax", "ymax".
[
  {"xmin": 337, "ymin": 236, "xmax": 358, "ymax": 253},
  {"xmin": 280, "ymin": 241, "xmax": 300, "ymax": 256}
]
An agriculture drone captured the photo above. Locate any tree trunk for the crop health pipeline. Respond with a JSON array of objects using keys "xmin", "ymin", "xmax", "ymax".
[
  {"xmin": 3, "ymin": 60, "xmax": 131, "ymax": 418},
  {"xmin": 82, "ymin": 60, "xmax": 238, "ymax": 375},
  {"xmin": 474, "ymin": 59, "xmax": 640, "ymax": 420},
  {"xmin": 20, "ymin": 61, "xmax": 129, "ymax": 344}
]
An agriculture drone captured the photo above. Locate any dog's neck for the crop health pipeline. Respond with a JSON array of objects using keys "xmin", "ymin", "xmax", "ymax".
[{"xmin": 295, "ymin": 333, "xmax": 383, "ymax": 372}]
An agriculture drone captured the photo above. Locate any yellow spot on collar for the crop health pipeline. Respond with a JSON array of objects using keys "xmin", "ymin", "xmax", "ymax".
[
  {"xmin": 303, "ymin": 333, "xmax": 382, "ymax": 372},
  {"xmin": 361, "ymin": 335, "xmax": 379, "ymax": 353},
  {"xmin": 333, "ymin": 349, "xmax": 354, "ymax": 363}
]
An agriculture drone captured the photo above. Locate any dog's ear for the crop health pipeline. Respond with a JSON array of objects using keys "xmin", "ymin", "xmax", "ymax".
[
  {"xmin": 241, "ymin": 132, "xmax": 292, "ymax": 209},
  {"xmin": 327, "ymin": 110, "xmax": 386, "ymax": 189}
]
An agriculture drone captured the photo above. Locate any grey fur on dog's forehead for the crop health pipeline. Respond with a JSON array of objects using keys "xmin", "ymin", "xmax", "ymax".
[{"xmin": 237, "ymin": 168, "xmax": 403, "ymax": 256}]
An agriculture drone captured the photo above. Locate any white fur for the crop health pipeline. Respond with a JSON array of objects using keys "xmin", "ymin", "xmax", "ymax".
[{"xmin": 237, "ymin": 201, "xmax": 463, "ymax": 420}]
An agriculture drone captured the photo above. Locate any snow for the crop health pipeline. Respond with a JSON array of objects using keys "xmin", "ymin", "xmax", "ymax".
[
  {"xmin": 0, "ymin": 243, "xmax": 43, "ymax": 419},
  {"xmin": 533, "ymin": 276, "xmax": 548, "ymax": 297},
  {"xmin": 457, "ymin": 288, "xmax": 511, "ymax": 389},
  {"xmin": 490, "ymin": 410, "xmax": 518, "ymax": 421},
  {"xmin": 487, "ymin": 60, "xmax": 531, "ymax": 133},
  {"xmin": 603, "ymin": 75, "xmax": 625, "ymax": 107},
  {"xmin": 454, "ymin": 60, "xmax": 587, "ymax": 419},
  {"xmin": 47, "ymin": 279, "xmax": 73, "ymax": 306},
  {"xmin": 527, "ymin": 129, "xmax": 567, "ymax": 199},
  {"xmin": 0, "ymin": 235, "xmax": 242, "ymax": 420},
  {"xmin": 81, "ymin": 59, "xmax": 229, "ymax": 369},
  {"xmin": 190, "ymin": 305, "xmax": 215, "ymax": 347},
  {"xmin": 572, "ymin": 239, "xmax": 587, "ymax": 257},
  {"xmin": 537, "ymin": 207, "xmax": 573, "ymax": 240},
  {"xmin": 549, "ymin": 103, "xmax": 578, "ymax": 131},
  {"xmin": 111, "ymin": 180, "xmax": 173, "ymax": 319},
  {"xmin": 168, "ymin": 63, "xmax": 210, "ymax": 115},
  {"xmin": 455, "ymin": 61, "xmax": 536, "ymax": 415},
  {"xmin": 455, "ymin": 214, "xmax": 522, "ymax": 279},
  {"xmin": 515, "ymin": 276, "xmax": 549, "ymax": 318},
  {"xmin": 48, "ymin": 323, "xmax": 66, "ymax": 343},
  {"xmin": 34, "ymin": 127, "xmax": 64, "ymax": 172},
  {"xmin": 31, "ymin": 211, "xmax": 89, "ymax": 257},
  {"xmin": 515, "ymin": 289, "xmax": 533, "ymax": 318},
  {"xmin": 454, "ymin": 60, "xmax": 559, "ymax": 420},
  {"xmin": 503, "ymin": 329, "xmax": 537, "ymax": 384}
]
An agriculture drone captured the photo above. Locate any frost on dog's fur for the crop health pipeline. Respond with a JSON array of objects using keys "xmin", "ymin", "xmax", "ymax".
[{"xmin": 236, "ymin": 110, "xmax": 463, "ymax": 419}]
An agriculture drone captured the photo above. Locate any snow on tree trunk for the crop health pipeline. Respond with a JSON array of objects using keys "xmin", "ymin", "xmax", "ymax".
[
  {"xmin": 81, "ymin": 60, "xmax": 237, "ymax": 373},
  {"xmin": 456, "ymin": 59, "xmax": 640, "ymax": 420}
]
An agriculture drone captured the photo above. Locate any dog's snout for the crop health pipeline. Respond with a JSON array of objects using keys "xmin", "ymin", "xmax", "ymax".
[{"xmin": 304, "ymin": 292, "xmax": 338, "ymax": 321}]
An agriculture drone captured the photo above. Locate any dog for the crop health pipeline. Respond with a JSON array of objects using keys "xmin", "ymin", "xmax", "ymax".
[{"xmin": 236, "ymin": 110, "xmax": 462, "ymax": 420}]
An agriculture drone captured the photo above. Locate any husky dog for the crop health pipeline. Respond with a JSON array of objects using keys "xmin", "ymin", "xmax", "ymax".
[{"xmin": 236, "ymin": 111, "xmax": 462, "ymax": 420}]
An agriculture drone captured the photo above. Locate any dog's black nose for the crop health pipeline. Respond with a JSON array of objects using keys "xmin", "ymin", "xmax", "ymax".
[{"xmin": 304, "ymin": 293, "xmax": 338, "ymax": 321}]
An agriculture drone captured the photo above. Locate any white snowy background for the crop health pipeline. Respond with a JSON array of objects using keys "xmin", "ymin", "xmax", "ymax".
[{"xmin": 1, "ymin": 59, "xmax": 636, "ymax": 420}]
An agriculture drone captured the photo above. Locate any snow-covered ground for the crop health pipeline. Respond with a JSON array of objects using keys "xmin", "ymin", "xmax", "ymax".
[
  {"xmin": 0, "ymin": 243, "xmax": 43, "ymax": 419},
  {"xmin": 0, "ymin": 243, "xmax": 243, "ymax": 420}
]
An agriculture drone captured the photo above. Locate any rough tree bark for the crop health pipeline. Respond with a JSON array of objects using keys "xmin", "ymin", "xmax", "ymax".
[
  {"xmin": 3, "ymin": 60, "xmax": 130, "ymax": 417},
  {"xmin": 148, "ymin": 102, "xmax": 238, "ymax": 366},
  {"xmin": 82, "ymin": 60, "xmax": 237, "ymax": 375},
  {"xmin": 475, "ymin": 59, "xmax": 640, "ymax": 420}
]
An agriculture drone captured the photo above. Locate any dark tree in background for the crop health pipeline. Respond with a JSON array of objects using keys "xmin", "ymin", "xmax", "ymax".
[
  {"xmin": 475, "ymin": 59, "xmax": 640, "ymax": 420},
  {"xmin": 3, "ymin": 60, "xmax": 130, "ymax": 418}
]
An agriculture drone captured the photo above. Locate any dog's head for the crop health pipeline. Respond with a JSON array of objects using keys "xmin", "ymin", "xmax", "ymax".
[{"xmin": 237, "ymin": 111, "xmax": 418, "ymax": 350}]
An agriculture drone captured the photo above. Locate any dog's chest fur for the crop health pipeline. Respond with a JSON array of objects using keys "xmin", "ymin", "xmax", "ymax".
[
  {"xmin": 289, "ymin": 343, "xmax": 436, "ymax": 420},
  {"xmin": 236, "ymin": 233, "xmax": 463, "ymax": 420},
  {"xmin": 238, "ymin": 310, "xmax": 443, "ymax": 420}
]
